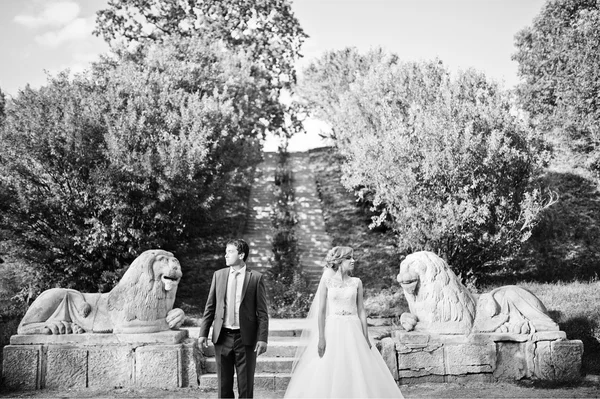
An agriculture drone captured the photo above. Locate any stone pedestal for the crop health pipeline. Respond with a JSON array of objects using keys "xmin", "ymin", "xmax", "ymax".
[
  {"xmin": 381, "ymin": 330, "xmax": 583, "ymax": 384},
  {"xmin": 2, "ymin": 329, "xmax": 200, "ymax": 390}
]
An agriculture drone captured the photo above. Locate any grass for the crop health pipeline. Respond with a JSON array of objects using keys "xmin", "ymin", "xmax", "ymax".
[
  {"xmin": 516, "ymin": 281, "xmax": 600, "ymax": 375},
  {"xmin": 507, "ymin": 141, "xmax": 600, "ymax": 284}
]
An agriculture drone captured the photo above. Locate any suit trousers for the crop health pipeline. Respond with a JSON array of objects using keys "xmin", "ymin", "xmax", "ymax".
[{"xmin": 214, "ymin": 329, "xmax": 257, "ymax": 398}]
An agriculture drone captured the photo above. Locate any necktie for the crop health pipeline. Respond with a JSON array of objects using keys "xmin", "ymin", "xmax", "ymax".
[{"xmin": 227, "ymin": 271, "xmax": 240, "ymax": 326}]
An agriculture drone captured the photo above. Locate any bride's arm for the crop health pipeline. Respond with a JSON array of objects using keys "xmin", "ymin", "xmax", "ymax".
[
  {"xmin": 357, "ymin": 279, "xmax": 371, "ymax": 348},
  {"xmin": 317, "ymin": 282, "xmax": 328, "ymax": 357}
]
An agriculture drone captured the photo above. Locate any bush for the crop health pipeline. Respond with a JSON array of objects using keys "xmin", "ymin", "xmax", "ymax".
[{"xmin": 363, "ymin": 288, "xmax": 407, "ymax": 318}]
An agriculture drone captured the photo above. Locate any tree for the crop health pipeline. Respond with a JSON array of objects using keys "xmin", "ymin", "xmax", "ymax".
[
  {"xmin": 0, "ymin": 88, "xmax": 5, "ymax": 126},
  {"xmin": 0, "ymin": 35, "xmax": 265, "ymax": 295},
  {"xmin": 513, "ymin": 0, "xmax": 600, "ymax": 173},
  {"xmin": 299, "ymin": 49, "xmax": 549, "ymax": 278},
  {"xmin": 94, "ymin": 0, "xmax": 308, "ymax": 140},
  {"xmin": 0, "ymin": 87, "xmax": 11, "ymax": 220},
  {"xmin": 297, "ymin": 47, "xmax": 397, "ymax": 141}
]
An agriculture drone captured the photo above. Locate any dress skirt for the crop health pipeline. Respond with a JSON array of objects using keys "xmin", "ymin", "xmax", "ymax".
[{"xmin": 284, "ymin": 315, "xmax": 404, "ymax": 398}]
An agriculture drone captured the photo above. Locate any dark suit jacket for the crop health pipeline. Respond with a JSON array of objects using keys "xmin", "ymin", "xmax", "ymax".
[{"xmin": 199, "ymin": 267, "xmax": 269, "ymax": 346}]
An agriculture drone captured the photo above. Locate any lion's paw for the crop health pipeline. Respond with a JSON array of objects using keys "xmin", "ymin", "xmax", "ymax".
[
  {"xmin": 400, "ymin": 313, "xmax": 418, "ymax": 331},
  {"xmin": 166, "ymin": 308, "xmax": 185, "ymax": 329},
  {"xmin": 72, "ymin": 324, "xmax": 85, "ymax": 334},
  {"xmin": 44, "ymin": 321, "xmax": 82, "ymax": 334}
]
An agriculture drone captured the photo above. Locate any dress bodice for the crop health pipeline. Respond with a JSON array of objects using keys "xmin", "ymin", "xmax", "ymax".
[{"xmin": 326, "ymin": 277, "xmax": 359, "ymax": 316}]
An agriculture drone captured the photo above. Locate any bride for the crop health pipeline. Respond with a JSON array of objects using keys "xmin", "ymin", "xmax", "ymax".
[{"xmin": 284, "ymin": 246, "xmax": 404, "ymax": 398}]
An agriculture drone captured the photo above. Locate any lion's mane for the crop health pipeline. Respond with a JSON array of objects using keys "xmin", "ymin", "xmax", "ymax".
[
  {"xmin": 107, "ymin": 249, "xmax": 177, "ymax": 327},
  {"xmin": 400, "ymin": 251, "xmax": 476, "ymax": 334}
]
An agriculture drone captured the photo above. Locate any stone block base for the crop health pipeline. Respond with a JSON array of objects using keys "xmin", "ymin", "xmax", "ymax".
[
  {"xmin": 382, "ymin": 330, "xmax": 583, "ymax": 384},
  {"xmin": 2, "ymin": 330, "xmax": 200, "ymax": 390}
]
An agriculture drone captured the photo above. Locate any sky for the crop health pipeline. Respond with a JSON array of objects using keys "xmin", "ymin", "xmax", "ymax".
[{"xmin": 0, "ymin": 0, "xmax": 547, "ymax": 151}]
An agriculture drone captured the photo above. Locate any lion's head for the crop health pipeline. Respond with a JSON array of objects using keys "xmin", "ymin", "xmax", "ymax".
[
  {"xmin": 397, "ymin": 251, "xmax": 476, "ymax": 334},
  {"xmin": 108, "ymin": 249, "xmax": 182, "ymax": 330}
]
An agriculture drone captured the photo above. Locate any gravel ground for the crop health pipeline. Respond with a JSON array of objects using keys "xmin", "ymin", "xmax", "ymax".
[{"xmin": 1, "ymin": 378, "xmax": 599, "ymax": 399}]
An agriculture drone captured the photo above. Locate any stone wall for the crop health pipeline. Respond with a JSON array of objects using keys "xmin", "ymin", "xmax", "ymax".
[
  {"xmin": 0, "ymin": 317, "xmax": 19, "ymax": 379},
  {"xmin": 2, "ymin": 330, "xmax": 200, "ymax": 390},
  {"xmin": 379, "ymin": 330, "xmax": 583, "ymax": 384}
]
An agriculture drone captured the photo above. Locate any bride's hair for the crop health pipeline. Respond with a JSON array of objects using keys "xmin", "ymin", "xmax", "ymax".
[{"xmin": 324, "ymin": 246, "xmax": 353, "ymax": 271}]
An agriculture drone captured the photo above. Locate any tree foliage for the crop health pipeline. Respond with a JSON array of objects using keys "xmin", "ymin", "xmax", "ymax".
[
  {"xmin": 299, "ymin": 49, "xmax": 549, "ymax": 277},
  {"xmin": 0, "ymin": 88, "xmax": 5, "ymax": 126},
  {"xmin": 94, "ymin": 0, "xmax": 308, "ymax": 139},
  {"xmin": 513, "ymin": 0, "xmax": 600, "ymax": 172},
  {"xmin": 0, "ymin": 35, "xmax": 264, "ymax": 295}
]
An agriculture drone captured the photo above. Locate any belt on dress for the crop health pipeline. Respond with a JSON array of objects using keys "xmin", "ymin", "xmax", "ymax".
[{"xmin": 222, "ymin": 327, "xmax": 241, "ymax": 334}]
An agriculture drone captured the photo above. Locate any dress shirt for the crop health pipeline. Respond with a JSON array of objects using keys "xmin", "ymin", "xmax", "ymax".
[{"xmin": 224, "ymin": 265, "xmax": 246, "ymax": 329}]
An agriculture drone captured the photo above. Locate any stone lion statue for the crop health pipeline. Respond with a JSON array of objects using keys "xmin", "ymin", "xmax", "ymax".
[
  {"xmin": 396, "ymin": 251, "xmax": 476, "ymax": 334},
  {"xmin": 17, "ymin": 249, "xmax": 185, "ymax": 335},
  {"xmin": 397, "ymin": 251, "xmax": 560, "ymax": 335}
]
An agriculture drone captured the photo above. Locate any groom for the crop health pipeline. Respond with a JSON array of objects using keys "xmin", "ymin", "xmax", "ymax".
[{"xmin": 198, "ymin": 239, "xmax": 269, "ymax": 398}]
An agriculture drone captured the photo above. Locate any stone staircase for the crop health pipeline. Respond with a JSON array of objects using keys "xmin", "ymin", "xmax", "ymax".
[
  {"xmin": 196, "ymin": 151, "xmax": 332, "ymax": 391},
  {"xmin": 244, "ymin": 151, "xmax": 332, "ymax": 286},
  {"xmin": 244, "ymin": 152, "xmax": 278, "ymax": 274},
  {"xmin": 289, "ymin": 152, "xmax": 332, "ymax": 285}
]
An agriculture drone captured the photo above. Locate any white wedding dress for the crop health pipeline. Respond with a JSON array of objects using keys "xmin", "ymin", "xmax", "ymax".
[{"xmin": 284, "ymin": 276, "xmax": 404, "ymax": 398}]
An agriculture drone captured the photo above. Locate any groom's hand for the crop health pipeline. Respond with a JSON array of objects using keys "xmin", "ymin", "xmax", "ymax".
[
  {"xmin": 197, "ymin": 337, "xmax": 208, "ymax": 352},
  {"xmin": 255, "ymin": 340, "xmax": 267, "ymax": 356}
]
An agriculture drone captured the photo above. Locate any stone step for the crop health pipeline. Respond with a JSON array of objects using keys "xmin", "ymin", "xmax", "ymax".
[
  {"xmin": 297, "ymin": 239, "xmax": 331, "ymax": 246},
  {"xmin": 246, "ymin": 228, "xmax": 273, "ymax": 232},
  {"xmin": 247, "ymin": 259, "xmax": 273, "ymax": 265},
  {"xmin": 300, "ymin": 265, "xmax": 327, "ymax": 271},
  {"xmin": 247, "ymin": 249, "xmax": 272, "ymax": 255},
  {"xmin": 247, "ymin": 255, "xmax": 272, "ymax": 263},
  {"xmin": 247, "ymin": 251, "xmax": 272, "ymax": 255},
  {"xmin": 199, "ymin": 372, "xmax": 291, "ymax": 391},
  {"xmin": 301, "ymin": 266, "xmax": 326, "ymax": 273},
  {"xmin": 302, "ymin": 270, "xmax": 325, "ymax": 277},
  {"xmin": 301, "ymin": 265, "xmax": 325, "ymax": 270},
  {"xmin": 245, "ymin": 221, "xmax": 273, "ymax": 226},
  {"xmin": 245, "ymin": 240, "xmax": 273, "ymax": 246},
  {"xmin": 202, "ymin": 339, "xmax": 302, "ymax": 357},
  {"xmin": 248, "ymin": 263, "xmax": 271, "ymax": 269},
  {"xmin": 296, "ymin": 236, "xmax": 331, "ymax": 243},
  {"xmin": 246, "ymin": 233, "xmax": 275, "ymax": 238},
  {"xmin": 184, "ymin": 326, "xmax": 305, "ymax": 340},
  {"xmin": 205, "ymin": 357, "xmax": 295, "ymax": 374},
  {"xmin": 300, "ymin": 253, "xmax": 327, "ymax": 258},
  {"xmin": 300, "ymin": 264, "xmax": 326, "ymax": 270},
  {"xmin": 248, "ymin": 241, "xmax": 274, "ymax": 248},
  {"xmin": 299, "ymin": 257, "xmax": 327, "ymax": 263}
]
